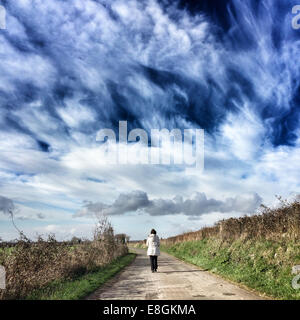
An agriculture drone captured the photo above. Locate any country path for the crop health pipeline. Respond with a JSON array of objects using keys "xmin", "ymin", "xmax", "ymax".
[{"xmin": 86, "ymin": 248, "xmax": 265, "ymax": 300}]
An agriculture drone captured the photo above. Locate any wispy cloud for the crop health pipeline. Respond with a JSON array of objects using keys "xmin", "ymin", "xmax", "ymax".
[{"xmin": 0, "ymin": 0, "xmax": 299, "ymax": 239}]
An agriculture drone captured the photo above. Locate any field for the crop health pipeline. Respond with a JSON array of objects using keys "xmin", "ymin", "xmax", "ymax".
[{"xmin": 0, "ymin": 217, "xmax": 131, "ymax": 300}]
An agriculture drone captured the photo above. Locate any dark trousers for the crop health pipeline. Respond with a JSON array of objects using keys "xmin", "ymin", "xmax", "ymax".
[{"xmin": 150, "ymin": 255, "xmax": 158, "ymax": 271}]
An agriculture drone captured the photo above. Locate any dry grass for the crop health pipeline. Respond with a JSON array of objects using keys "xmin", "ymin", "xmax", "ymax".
[
  {"xmin": 0, "ymin": 217, "xmax": 128, "ymax": 300},
  {"xmin": 162, "ymin": 198, "xmax": 300, "ymax": 246}
]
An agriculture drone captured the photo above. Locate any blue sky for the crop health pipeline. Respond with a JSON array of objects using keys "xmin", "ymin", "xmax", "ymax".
[{"xmin": 0, "ymin": 0, "xmax": 300, "ymax": 240}]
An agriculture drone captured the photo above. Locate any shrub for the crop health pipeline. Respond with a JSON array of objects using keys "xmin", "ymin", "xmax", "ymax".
[
  {"xmin": 0, "ymin": 216, "xmax": 128, "ymax": 299},
  {"xmin": 162, "ymin": 198, "xmax": 300, "ymax": 246}
]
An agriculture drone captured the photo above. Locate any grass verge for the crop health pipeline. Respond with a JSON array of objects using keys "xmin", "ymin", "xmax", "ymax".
[
  {"xmin": 161, "ymin": 239, "xmax": 300, "ymax": 300},
  {"xmin": 26, "ymin": 253, "xmax": 136, "ymax": 300}
]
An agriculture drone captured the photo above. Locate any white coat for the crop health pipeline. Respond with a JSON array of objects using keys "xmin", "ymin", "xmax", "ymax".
[{"xmin": 146, "ymin": 234, "xmax": 160, "ymax": 256}]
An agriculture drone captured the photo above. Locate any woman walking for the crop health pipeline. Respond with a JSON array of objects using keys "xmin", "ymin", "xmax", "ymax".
[{"xmin": 146, "ymin": 229, "xmax": 160, "ymax": 273}]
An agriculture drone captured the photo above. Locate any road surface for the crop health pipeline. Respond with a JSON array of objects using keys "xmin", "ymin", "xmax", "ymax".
[{"xmin": 86, "ymin": 248, "xmax": 264, "ymax": 300}]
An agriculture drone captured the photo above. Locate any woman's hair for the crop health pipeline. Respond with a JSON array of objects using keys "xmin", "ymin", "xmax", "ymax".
[{"xmin": 150, "ymin": 229, "xmax": 156, "ymax": 234}]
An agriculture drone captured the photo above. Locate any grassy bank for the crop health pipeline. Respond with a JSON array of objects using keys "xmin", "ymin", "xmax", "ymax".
[
  {"xmin": 161, "ymin": 239, "xmax": 300, "ymax": 300},
  {"xmin": 26, "ymin": 253, "xmax": 136, "ymax": 300}
]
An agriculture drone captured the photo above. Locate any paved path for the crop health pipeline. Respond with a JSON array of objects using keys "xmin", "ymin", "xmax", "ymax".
[{"xmin": 86, "ymin": 248, "xmax": 264, "ymax": 300}]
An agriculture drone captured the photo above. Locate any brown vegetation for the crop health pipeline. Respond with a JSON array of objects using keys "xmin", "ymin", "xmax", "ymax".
[
  {"xmin": 162, "ymin": 198, "xmax": 300, "ymax": 246},
  {"xmin": 0, "ymin": 216, "xmax": 128, "ymax": 299}
]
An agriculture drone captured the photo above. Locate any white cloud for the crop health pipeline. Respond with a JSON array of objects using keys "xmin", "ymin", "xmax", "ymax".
[
  {"xmin": 0, "ymin": 0, "xmax": 299, "ymax": 241},
  {"xmin": 220, "ymin": 107, "xmax": 266, "ymax": 161},
  {"xmin": 57, "ymin": 99, "xmax": 96, "ymax": 128}
]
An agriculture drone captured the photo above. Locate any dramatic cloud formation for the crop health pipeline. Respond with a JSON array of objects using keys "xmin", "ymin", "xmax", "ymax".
[
  {"xmin": 1, "ymin": 0, "xmax": 299, "ymax": 144},
  {"xmin": 74, "ymin": 190, "xmax": 262, "ymax": 217},
  {"xmin": 0, "ymin": 0, "xmax": 299, "ymax": 239}
]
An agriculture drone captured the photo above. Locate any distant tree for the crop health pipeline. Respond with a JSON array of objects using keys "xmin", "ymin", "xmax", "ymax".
[
  {"xmin": 115, "ymin": 233, "xmax": 125, "ymax": 244},
  {"xmin": 70, "ymin": 236, "xmax": 82, "ymax": 244},
  {"xmin": 115, "ymin": 233, "xmax": 131, "ymax": 244}
]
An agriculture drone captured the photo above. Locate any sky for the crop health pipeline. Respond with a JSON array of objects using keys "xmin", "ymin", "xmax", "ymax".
[{"xmin": 0, "ymin": 0, "xmax": 300, "ymax": 241}]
